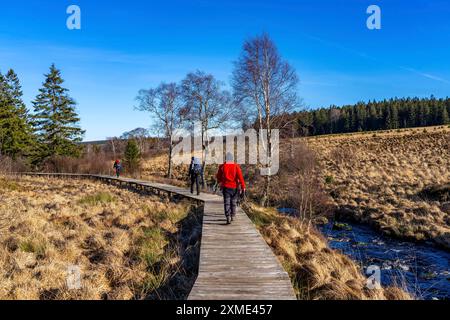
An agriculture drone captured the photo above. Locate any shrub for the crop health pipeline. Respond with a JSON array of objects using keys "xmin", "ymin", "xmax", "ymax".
[
  {"xmin": 124, "ymin": 139, "xmax": 141, "ymax": 175},
  {"xmin": 42, "ymin": 153, "xmax": 112, "ymax": 174},
  {"xmin": 281, "ymin": 141, "xmax": 332, "ymax": 222},
  {"xmin": 0, "ymin": 156, "xmax": 28, "ymax": 174}
]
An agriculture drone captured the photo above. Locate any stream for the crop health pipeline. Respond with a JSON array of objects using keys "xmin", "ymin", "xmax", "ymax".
[
  {"xmin": 278, "ymin": 209, "xmax": 450, "ymax": 300},
  {"xmin": 321, "ymin": 221, "xmax": 450, "ymax": 300}
]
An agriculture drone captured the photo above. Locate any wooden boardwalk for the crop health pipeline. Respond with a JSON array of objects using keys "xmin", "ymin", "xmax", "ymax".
[{"xmin": 19, "ymin": 173, "xmax": 296, "ymax": 300}]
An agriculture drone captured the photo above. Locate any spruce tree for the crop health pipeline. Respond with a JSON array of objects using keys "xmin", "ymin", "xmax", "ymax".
[
  {"xmin": 343, "ymin": 109, "xmax": 351, "ymax": 132},
  {"xmin": 408, "ymin": 103, "xmax": 417, "ymax": 127},
  {"xmin": 390, "ymin": 104, "xmax": 399, "ymax": 129},
  {"xmin": 32, "ymin": 64, "xmax": 84, "ymax": 162},
  {"xmin": 441, "ymin": 105, "xmax": 449, "ymax": 124},
  {"xmin": 384, "ymin": 105, "xmax": 392, "ymax": 129},
  {"xmin": 368, "ymin": 103, "xmax": 378, "ymax": 131},
  {"xmin": 421, "ymin": 103, "xmax": 431, "ymax": 127},
  {"xmin": 356, "ymin": 103, "xmax": 366, "ymax": 131},
  {"xmin": 0, "ymin": 69, "xmax": 34, "ymax": 159},
  {"xmin": 124, "ymin": 139, "xmax": 141, "ymax": 174}
]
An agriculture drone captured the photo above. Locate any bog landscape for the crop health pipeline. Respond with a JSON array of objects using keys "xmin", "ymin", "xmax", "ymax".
[{"xmin": 1, "ymin": 1, "xmax": 449, "ymax": 302}]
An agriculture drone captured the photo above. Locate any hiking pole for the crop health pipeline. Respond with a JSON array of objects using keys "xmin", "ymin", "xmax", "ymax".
[
  {"xmin": 237, "ymin": 189, "xmax": 246, "ymax": 207},
  {"xmin": 212, "ymin": 181, "xmax": 220, "ymax": 195}
]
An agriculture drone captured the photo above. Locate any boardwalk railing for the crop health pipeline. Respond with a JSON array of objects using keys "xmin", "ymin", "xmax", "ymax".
[{"xmin": 18, "ymin": 173, "xmax": 296, "ymax": 300}]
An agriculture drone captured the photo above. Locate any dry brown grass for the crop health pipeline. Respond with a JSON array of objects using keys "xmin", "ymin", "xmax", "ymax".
[
  {"xmin": 140, "ymin": 153, "xmax": 220, "ymax": 189},
  {"xmin": 244, "ymin": 202, "xmax": 412, "ymax": 300},
  {"xmin": 306, "ymin": 126, "xmax": 450, "ymax": 249},
  {"xmin": 0, "ymin": 175, "xmax": 201, "ymax": 300},
  {"xmin": 141, "ymin": 154, "xmax": 187, "ymax": 181}
]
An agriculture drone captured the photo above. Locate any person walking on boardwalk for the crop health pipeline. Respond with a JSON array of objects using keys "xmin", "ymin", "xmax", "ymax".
[
  {"xmin": 189, "ymin": 157, "xmax": 203, "ymax": 195},
  {"xmin": 216, "ymin": 152, "xmax": 246, "ymax": 225},
  {"xmin": 113, "ymin": 159, "xmax": 123, "ymax": 178}
]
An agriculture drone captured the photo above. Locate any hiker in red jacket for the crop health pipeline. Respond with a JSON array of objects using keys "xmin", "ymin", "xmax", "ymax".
[{"xmin": 216, "ymin": 152, "xmax": 246, "ymax": 225}]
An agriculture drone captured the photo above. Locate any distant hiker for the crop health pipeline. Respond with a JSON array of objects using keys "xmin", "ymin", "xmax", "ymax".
[
  {"xmin": 189, "ymin": 157, "xmax": 203, "ymax": 195},
  {"xmin": 113, "ymin": 159, "xmax": 123, "ymax": 178},
  {"xmin": 216, "ymin": 152, "xmax": 246, "ymax": 225}
]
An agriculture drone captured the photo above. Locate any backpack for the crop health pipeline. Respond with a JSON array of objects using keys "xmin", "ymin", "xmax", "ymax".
[{"xmin": 193, "ymin": 163, "xmax": 202, "ymax": 175}]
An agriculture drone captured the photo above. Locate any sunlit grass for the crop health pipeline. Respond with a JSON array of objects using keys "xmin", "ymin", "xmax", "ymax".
[{"xmin": 78, "ymin": 192, "xmax": 115, "ymax": 205}]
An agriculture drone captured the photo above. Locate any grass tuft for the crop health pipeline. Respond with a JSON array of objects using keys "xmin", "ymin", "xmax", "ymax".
[
  {"xmin": 19, "ymin": 239, "xmax": 46, "ymax": 258},
  {"xmin": 138, "ymin": 227, "xmax": 168, "ymax": 268},
  {"xmin": 0, "ymin": 177, "xmax": 20, "ymax": 191},
  {"xmin": 78, "ymin": 192, "xmax": 115, "ymax": 205}
]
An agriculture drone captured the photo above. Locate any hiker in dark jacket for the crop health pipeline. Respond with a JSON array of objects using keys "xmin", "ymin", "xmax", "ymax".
[
  {"xmin": 189, "ymin": 157, "xmax": 203, "ymax": 195},
  {"xmin": 113, "ymin": 160, "xmax": 122, "ymax": 178},
  {"xmin": 216, "ymin": 152, "xmax": 246, "ymax": 225}
]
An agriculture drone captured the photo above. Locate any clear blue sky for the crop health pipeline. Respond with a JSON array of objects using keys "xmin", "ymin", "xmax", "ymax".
[{"xmin": 1, "ymin": 0, "xmax": 449, "ymax": 141}]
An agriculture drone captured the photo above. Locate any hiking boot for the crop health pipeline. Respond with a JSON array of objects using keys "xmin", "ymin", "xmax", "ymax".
[{"xmin": 226, "ymin": 216, "xmax": 231, "ymax": 225}]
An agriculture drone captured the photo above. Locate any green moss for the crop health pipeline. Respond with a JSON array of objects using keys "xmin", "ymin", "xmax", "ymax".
[
  {"xmin": 333, "ymin": 222, "xmax": 352, "ymax": 231},
  {"xmin": 0, "ymin": 177, "xmax": 20, "ymax": 191},
  {"xmin": 78, "ymin": 192, "xmax": 115, "ymax": 205},
  {"xmin": 246, "ymin": 209, "xmax": 276, "ymax": 228},
  {"xmin": 325, "ymin": 175, "xmax": 334, "ymax": 184}
]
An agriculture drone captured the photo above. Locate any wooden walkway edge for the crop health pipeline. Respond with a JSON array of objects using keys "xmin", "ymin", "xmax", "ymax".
[{"xmin": 17, "ymin": 173, "xmax": 296, "ymax": 300}]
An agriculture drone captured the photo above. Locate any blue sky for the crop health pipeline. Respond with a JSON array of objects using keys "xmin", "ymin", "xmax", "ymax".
[{"xmin": 1, "ymin": 0, "xmax": 449, "ymax": 141}]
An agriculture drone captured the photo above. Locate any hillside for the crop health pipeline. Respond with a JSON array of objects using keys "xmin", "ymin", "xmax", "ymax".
[
  {"xmin": 306, "ymin": 126, "xmax": 450, "ymax": 249},
  {"xmin": 139, "ymin": 126, "xmax": 450, "ymax": 249}
]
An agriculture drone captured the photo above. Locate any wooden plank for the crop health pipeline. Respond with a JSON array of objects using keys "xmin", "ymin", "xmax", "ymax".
[{"xmin": 18, "ymin": 172, "xmax": 296, "ymax": 300}]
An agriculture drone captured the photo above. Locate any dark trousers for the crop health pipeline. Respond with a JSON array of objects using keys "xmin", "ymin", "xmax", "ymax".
[
  {"xmin": 223, "ymin": 187, "xmax": 238, "ymax": 218},
  {"xmin": 190, "ymin": 174, "xmax": 200, "ymax": 194}
]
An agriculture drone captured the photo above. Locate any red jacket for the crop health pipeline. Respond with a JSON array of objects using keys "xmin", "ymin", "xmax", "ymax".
[{"xmin": 216, "ymin": 162, "xmax": 246, "ymax": 190}]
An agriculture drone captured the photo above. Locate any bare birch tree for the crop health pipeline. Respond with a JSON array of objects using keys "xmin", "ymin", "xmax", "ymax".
[
  {"xmin": 135, "ymin": 83, "xmax": 184, "ymax": 178},
  {"xmin": 107, "ymin": 137, "xmax": 118, "ymax": 159},
  {"xmin": 232, "ymin": 33, "xmax": 299, "ymax": 206},
  {"xmin": 181, "ymin": 70, "xmax": 232, "ymax": 167}
]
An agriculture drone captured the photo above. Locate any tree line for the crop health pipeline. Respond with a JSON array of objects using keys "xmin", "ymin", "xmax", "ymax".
[
  {"xmin": 291, "ymin": 97, "xmax": 450, "ymax": 136},
  {"xmin": 0, "ymin": 64, "xmax": 84, "ymax": 166}
]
